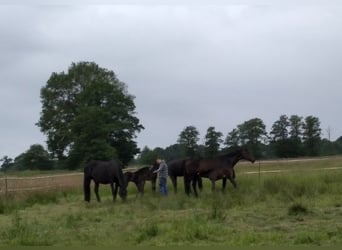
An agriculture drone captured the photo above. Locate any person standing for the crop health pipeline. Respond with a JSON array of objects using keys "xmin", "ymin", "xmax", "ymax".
[{"xmin": 154, "ymin": 158, "xmax": 168, "ymax": 195}]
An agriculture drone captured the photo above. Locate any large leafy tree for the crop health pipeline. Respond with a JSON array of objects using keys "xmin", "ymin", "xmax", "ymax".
[
  {"xmin": 204, "ymin": 126, "xmax": 223, "ymax": 157},
  {"xmin": 37, "ymin": 62, "xmax": 143, "ymax": 168},
  {"xmin": 177, "ymin": 125, "xmax": 200, "ymax": 157},
  {"xmin": 302, "ymin": 115, "xmax": 322, "ymax": 156}
]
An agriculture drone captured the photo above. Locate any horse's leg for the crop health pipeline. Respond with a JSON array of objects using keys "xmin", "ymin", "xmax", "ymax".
[
  {"xmin": 139, "ymin": 180, "xmax": 145, "ymax": 197},
  {"xmin": 211, "ymin": 179, "xmax": 216, "ymax": 192},
  {"xmin": 110, "ymin": 182, "xmax": 116, "ymax": 201},
  {"xmin": 184, "ymin": 175, "xmax": 191, "ymax": 196},
  {"xmin": 229, "ymin": 176, "xmax": 237, "ymax": 188},
  {"xmin": 134, "ymin": 181, "xmax": 139, "ymax": 194},
  {"xmin": 197, "ymin": 177, "xmax": 203, "ymax": 192},
  {"xmin": 113, "ymin": 182, "xmax": 119, "ymax": 201},
  {"xmin": 94, "ymin": 182, "xmax": 100, "ymax": 202},
  {"xmin": 228, "ymin": 169, "xmax": 237, "ymax": 188},
  {"xmin": 151, "ymin": 178, "xmax": 156, "ymax": 192},
  {"xmin": 192, "ymin": 176, "xmax": 198, "ymax": 197},
  {"xmin": 83, "ymin": 177, "xmax": 91, "ymax": 202},
  {"xmin": 170, "ymin": 175, "xmax": 177, "ymax": 193},
  {"xmin": 222, "ymin": 178, "xmax": 227, "ymax": 192}
]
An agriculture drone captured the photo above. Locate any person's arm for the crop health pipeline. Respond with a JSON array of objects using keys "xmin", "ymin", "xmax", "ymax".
[{"xmin": 153, "ymin": 165, "xmax": 162, "ymax": 173}]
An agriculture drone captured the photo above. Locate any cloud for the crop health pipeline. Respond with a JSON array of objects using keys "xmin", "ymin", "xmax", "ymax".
[{"xmin": 0, "ymin": 3, "xmax": 341, "ymax": 158}]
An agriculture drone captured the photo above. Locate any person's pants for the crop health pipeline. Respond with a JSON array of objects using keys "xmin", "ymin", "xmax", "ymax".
[{"xmin": 159, "ymin": 177, "xmax": 168, "ymax": 195}]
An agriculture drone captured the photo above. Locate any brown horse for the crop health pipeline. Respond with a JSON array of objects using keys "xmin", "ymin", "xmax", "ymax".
[
  {"xmin": 185, "ymin": 147, "xmax": 255, "ymax": 196},
  {"xmin": 83, "ymin": 160, "xmax": 127, "ymax": 202},
  {"xmin": 124, "ymin": 164, "xmax": 158, "ymax": 196},
  {"xmin": 168, "ymin": 158, "xmax": 203, "ymax": 193}
]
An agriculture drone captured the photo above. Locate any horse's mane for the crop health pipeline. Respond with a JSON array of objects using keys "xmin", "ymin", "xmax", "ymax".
[{"xmin": 212, "ymin": 148, "xmax": 241, "ymax": 160}]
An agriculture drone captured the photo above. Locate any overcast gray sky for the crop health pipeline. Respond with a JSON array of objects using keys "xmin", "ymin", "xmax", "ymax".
[{"xmin": 1, "ymin": 2, "xmax": 341, "ymax": 159}]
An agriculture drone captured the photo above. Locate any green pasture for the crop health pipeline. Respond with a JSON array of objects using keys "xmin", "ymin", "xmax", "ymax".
[{"xmin": 0, "ymin": 157, "xmax": 341, "ymax": 246}]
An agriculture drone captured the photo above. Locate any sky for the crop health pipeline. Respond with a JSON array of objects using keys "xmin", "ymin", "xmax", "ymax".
[{"xmin": 0, "ymin": 1, "xmax": 341, "ymax": 159}]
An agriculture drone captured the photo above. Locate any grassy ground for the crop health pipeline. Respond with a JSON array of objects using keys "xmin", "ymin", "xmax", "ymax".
[{"xmin": 0, "ymin": 157, "xmax": 342, "ymax": 246}]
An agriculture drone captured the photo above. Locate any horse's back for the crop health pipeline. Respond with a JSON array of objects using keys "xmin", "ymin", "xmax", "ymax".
[
  {"xmin": 85, "ymin": 160, "xmax": 124, "ymax": 184},
  {"xmin": 168, "ymin": 159, "xmax": 186, "ymax": 176}
]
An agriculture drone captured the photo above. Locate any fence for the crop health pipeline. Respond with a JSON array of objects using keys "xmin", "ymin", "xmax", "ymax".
[
  {"xmin": 0, "ymin": 167, "xmax": 138, "ymax": 196},
  {"xmin": 1, "ymin": 160, "xmax": 342, "ymax": 196},
  {"xmin": 0, "ymin": 173, "xmax": 83, "ymax": 196}
]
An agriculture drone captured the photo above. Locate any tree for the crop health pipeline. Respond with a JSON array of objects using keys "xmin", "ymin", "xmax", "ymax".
[
  {"xmin": 177, "ymin": 126, "xmax": 200, "ymax": 157},
  {"xmin": 288, "ymin": 115, "xmax": 304, "ymax": 156},
  {"xmin": 163, "ymin": 144, "xmax": 186, "ymax": 161},
  {"xmin": 37, "ymin": 62, "xmax": 143, "ymax": 169},
  {"xmin": 0, "ymin": 156, "xmax": 14, "ymax": 171},
  {"xmin": 270, "ymin": 115, "xmax": 292, "ymax": 157},
  {"xmin": 289, "ymin": 115, "xmax": 303, "ymax": 140},
  {"xmin": 270, "ymin": 115, "xmax": 289, "ymax": 141},
  {"xmin": 238, "ymin": 118, "xmax": 267, "ymax": 158},
  {"xmin": 224, "ymin": 128, "xmax": 240, "ymax": 149},
  {"xmin": 204, "ymin": 126, "xmax": 223, "ymax": 157},
  {"xmin": 302, "ymin": 116, "xmax": 322, "ymax": 156},
  {"xmin": 335, "ymin": 136, "xmax": 342, "ymax": 154},
  {"xmin": 137, "ymin": 146, "xmax": 159, "ymax": 165},
  {"xmin": 13, "ymin": 144, "xmax": 54, "ymax": 170}
]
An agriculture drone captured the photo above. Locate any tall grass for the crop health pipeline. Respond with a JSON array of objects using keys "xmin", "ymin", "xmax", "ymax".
[{"xmin": 0, "ymin": 162, "xmax": 342, "ymax": 246}]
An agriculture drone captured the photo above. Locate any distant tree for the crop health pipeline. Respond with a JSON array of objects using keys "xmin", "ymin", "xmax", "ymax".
[
  {"xmin": 287, "ymin": 115, "xmax": 304, "ymax": 156},
  {"xmin": 163, "ymin": 144, "xmax": 186, "ymax": 161},
  {"xmin": 204, "ymin": 126, "xmax": 223, "ymax": 157},
  {"xmin": 320, "ymin": 139, "xmax": 337, "ymax": 156},
  {"xmin": 335, "ymin": 136, "xmax": 342, "ymax": 154},
  {"xmin": 224, "ymin": 128, "xmax": 240, "ymax": 149},
  {"xmin": 137, "ymin": 146, "xmax": 159, "ymax": 165},
  {"xmin": 0, "ymin": 156, "xmax": 14, "ymax": 171},
  {"xmin": 177, "ymin": 126, "xmax": 200, "ymax": 157},
  {"xmin": 270, "ymin": 115, "xmax": 292, "ymax": 157},
  {"xmin": 270, "ymin": 115, "xmax": 289, "ymax": 141},
  {"xmin": 238, "ymin": 118, "xmax": 267, "ymax": 158},
  {"xmin": 302, "ymin": 116, "xmax": 322, "ymax": 156},
  {"xmin": 37, "ymin": 62, "xmax": 143, "ymax": 169},
  {"xmin": 13, "ymin": 144, "xmax": 54, "ymax": 170},
  {"xmin": 289, "ymin": 115, "xmax": 303, "ymax": 140}
]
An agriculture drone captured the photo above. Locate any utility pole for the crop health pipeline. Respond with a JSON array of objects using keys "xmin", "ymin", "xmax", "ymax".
[{"xmin": 326, "ymin": 126, "xmax": 331, "ymax": 141}]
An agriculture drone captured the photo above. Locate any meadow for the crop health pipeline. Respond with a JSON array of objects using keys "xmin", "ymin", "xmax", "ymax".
[{"xmin": 0, "ymin": 157, "xmax": 341, "ymax": 247}]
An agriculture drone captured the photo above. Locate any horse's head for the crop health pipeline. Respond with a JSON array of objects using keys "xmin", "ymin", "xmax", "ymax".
[
  {"xmin": 119, "ymin": 185, "xmax": 127, "ymax": 201},
  {"xmin": 240, "ymin": 147, "xmax": 255, "ymax": 163},
  {"xmin": 149, "ymin": 161, "xmax": 160, "ymax": 191},
  {"xmin": 124, "ymin": 172, "xmax": 133, "ymax": 184},
  {"xmin": 150, "ymin": 160, "xmax": 160, "ymax": 172}
]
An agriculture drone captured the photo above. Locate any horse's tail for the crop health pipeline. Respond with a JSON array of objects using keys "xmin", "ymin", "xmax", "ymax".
[{"xmin": 83, "ymin": 166, "xmax": 92, "ymax": 202}]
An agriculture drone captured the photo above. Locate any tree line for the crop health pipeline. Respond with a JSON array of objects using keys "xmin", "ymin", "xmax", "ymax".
[
  {"xmin": 137, "ymin": 118, "xmax": 342, "ymax": 165},
  {"xmin": 1, "ymin": 62, "xmax": 341, "ymax": 171}
]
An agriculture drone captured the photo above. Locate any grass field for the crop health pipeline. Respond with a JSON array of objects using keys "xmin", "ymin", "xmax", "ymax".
[{"xmin": 0, "ymin": 157, "xmax": 342, "ymax": 246}]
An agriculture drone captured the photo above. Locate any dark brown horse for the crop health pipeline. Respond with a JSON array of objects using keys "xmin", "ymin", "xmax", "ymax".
[
  {"xmin": 83, "ymin": 160, "xmax": 127, "ymax": 202},
  {"xmin": 168, "ymin": 158, "xmax": 203, "ymax": 193},
  {"xmin": 124, "ymin": 165, "xmax": 158, "ymax": 196},
  {"xmin": 185, "ymin": 147, "xmax": 255, "ymax": 196}
]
